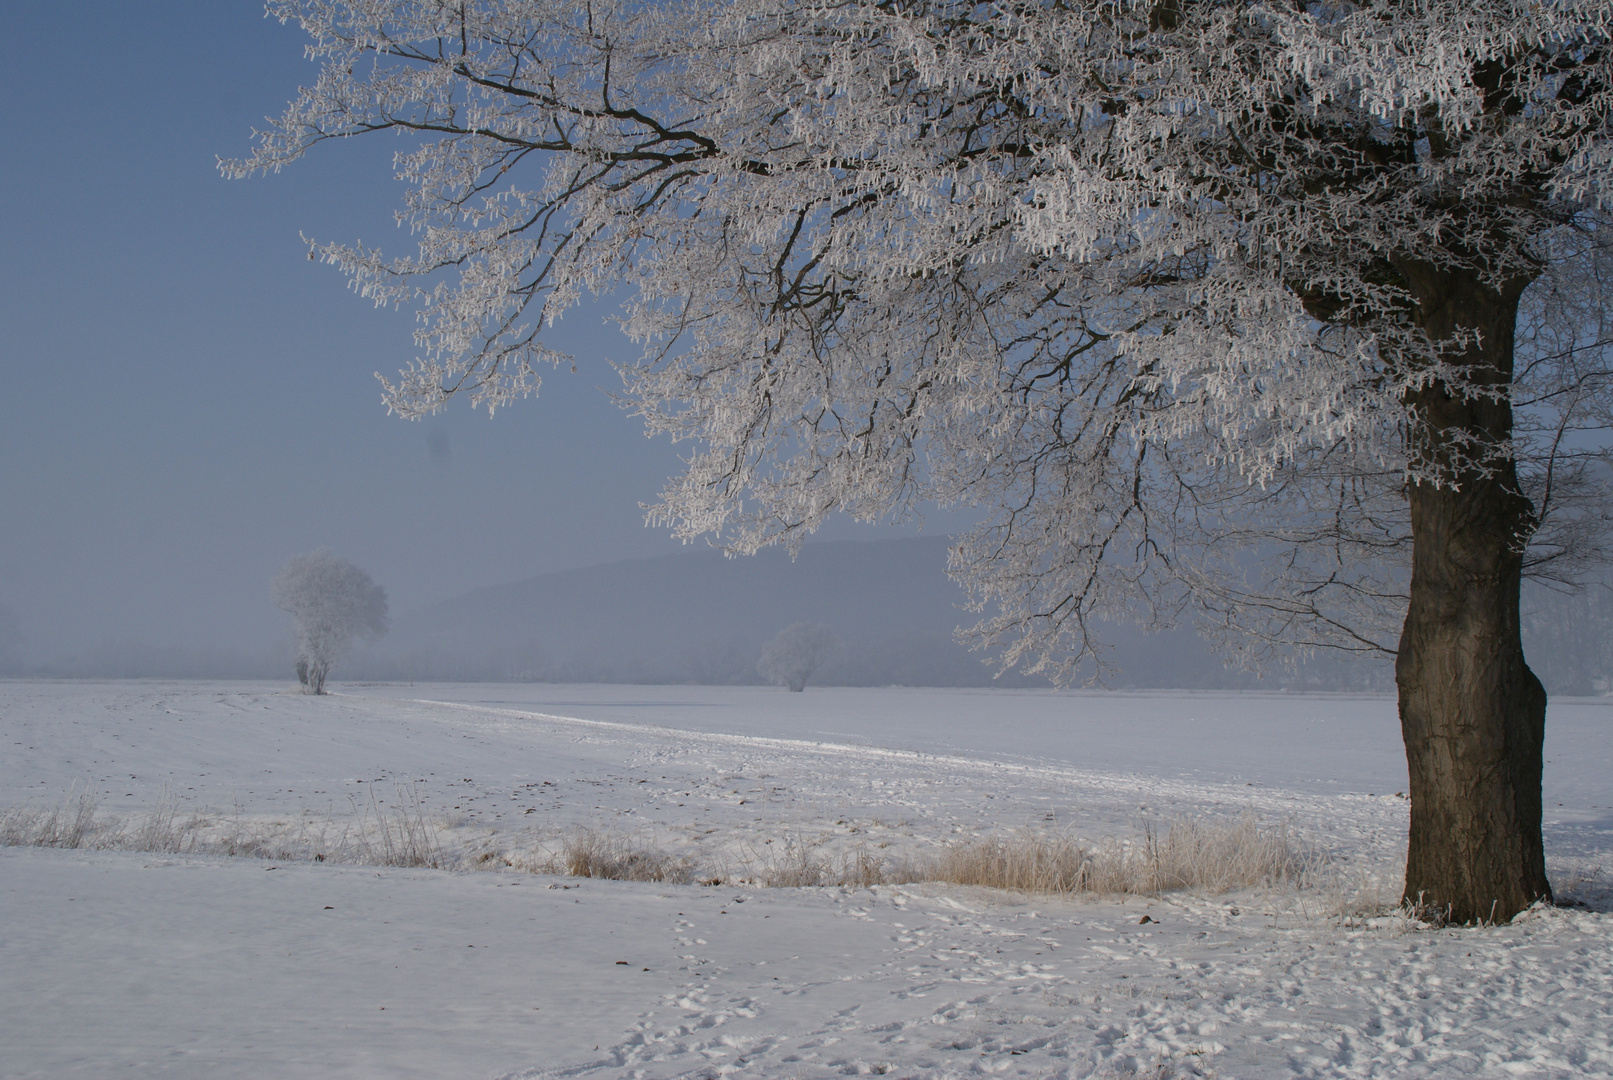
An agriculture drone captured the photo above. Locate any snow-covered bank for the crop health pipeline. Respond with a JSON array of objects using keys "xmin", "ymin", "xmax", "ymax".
[
  {"xmin": 2, "ymin": 680, "xmax": 1611, "ymax": 1078},
  {"xmin": 6, "ymin": 847, "xmax": 1611, "ymax": 1079}
]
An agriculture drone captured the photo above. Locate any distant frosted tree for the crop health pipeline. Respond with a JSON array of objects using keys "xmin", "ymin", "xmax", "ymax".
[
  {"xmin": 272, "ymin": 552, "xmax": 389, "ymax": 694},
  {"xmin": 758, "ymin": 623, "xmax": 839, "ymax": 693}
]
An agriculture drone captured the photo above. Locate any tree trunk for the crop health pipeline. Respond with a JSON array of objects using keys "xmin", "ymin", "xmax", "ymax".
[
  {"xmin": 1395, "ymin": 264, "xmax": 1552, "ymax": 924},
  {"xmin": 308, "ymin": 659, "xmax": 330, "ymax": 696}
]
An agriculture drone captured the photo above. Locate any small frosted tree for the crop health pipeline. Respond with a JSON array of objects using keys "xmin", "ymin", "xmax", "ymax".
[
  {"xmin": 272, "ymin": 552, "xmax": 389, "ymax": 694},
  {"xmin": 758, "ymin": 623, "xmax": 839, "ymax": 692}
]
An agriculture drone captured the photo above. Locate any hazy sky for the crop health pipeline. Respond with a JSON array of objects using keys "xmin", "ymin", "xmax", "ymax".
[{"xmin": 0, "ymin": 2, "xmax": 960, "ymax": 661}]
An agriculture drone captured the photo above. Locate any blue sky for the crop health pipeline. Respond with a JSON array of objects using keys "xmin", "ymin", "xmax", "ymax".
[{"xmin": 0, "ymin": 2, "xmax": 957, "ymax": 662}]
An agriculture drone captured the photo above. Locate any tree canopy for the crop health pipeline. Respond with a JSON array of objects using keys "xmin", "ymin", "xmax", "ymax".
[
  {"xmin": 233, "ymin": 0, "xmax": 1611, "ymax": 679},
  {"xmin": 235, "ymin": 0, "xmax": 1613, "ymax": 919}
]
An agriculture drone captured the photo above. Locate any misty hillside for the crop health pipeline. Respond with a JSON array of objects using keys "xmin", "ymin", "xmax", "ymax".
[
  {"xmin": 354, "ymin": 537, "xmax": 1395, "ymax": 690},
  {"xmin": 364, "ymin": 537, "xmax": 1004, "ymax": 686}
]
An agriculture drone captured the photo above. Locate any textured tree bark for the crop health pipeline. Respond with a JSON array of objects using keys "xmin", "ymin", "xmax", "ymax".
[{"xmin": 1395, "ymin": 264, "xmax": 1552, "ymax": 923}]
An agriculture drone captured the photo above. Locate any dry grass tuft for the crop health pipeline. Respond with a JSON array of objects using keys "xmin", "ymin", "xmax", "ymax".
[
  {"xmin": 696, "ymin": 815, "xmax": 1323, "ymax": 897},
  {"xmin": 739, "ymin": 837, "xmax": 890, "ymax": 889},
  {"xmin": 928, "ymin": 830, "xmax": 1095, "ymax": 894},
  {"xmin": 1138, "ymin": 815, "xmax": 1322, "ymax": 894},
  {"xmin": 351, "ymin": 785, "xmax": 445, "ymax": 869},
  {"xmin": 929, "ymin": 816, "xmax": 1322, "ymax": 897},
  {"xmin": 0, "ymin": 783, "xmax": 446, "ymax": 869},
  {"xmin": 0, "ymin": 786, "xmax": 101, "ymax": 849},
  {"xmin": 561, "ymin": 830, "xmax": 695, "ymax": 884}
]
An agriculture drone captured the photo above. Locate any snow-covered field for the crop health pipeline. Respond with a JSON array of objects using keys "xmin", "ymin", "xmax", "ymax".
[{"xmin": 2, "ymin": 680, "xmax": 1611, "ymax": 1079}]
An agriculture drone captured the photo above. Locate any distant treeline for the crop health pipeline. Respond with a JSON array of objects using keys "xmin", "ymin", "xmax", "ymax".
[{"xmin": 7, "ymin": 539, "xmax": 1611, "ymax": 694}]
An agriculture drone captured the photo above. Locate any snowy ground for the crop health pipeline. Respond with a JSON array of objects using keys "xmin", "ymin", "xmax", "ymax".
[{"xmin": 2, "ymin": 680, "xmax": 1611, "ymax": 1079}]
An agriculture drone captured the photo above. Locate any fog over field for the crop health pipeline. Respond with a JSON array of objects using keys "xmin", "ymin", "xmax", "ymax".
[
  {"xmin": 3, "ymin": 532, "xmax": 1394, "ymax": 689},
  {"xmin": 12, "ymin": 530, "xmax": 1613, "ymax": 695}
]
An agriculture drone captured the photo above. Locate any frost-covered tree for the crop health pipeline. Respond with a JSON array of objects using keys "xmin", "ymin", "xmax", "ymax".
[
  {"xmin": 758, "ymin": 622, "xmax": 840, "ymax": 691},
  {"xmin": 232, "ymin": 1, "xmax": 1613, "ymax": 921},
  {"xmin": 272, "ymin": 552, "xmax": 389, "ymax": 694}
]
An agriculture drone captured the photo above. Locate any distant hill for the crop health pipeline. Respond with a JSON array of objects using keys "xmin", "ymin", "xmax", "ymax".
[
  {"xmin": 355, "ymin": 536, "xmax": 1395, "ymax": 689},
  {"xmin": 361, "ymin": 536, "xmax": 1012, "ymax": 686}
]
